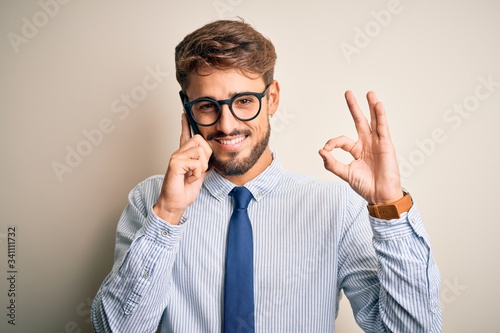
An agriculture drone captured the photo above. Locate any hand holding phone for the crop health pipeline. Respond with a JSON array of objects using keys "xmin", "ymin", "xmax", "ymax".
[{"xmin": 153, "ymin": 112, "xmax": 212, "ymax": 225}]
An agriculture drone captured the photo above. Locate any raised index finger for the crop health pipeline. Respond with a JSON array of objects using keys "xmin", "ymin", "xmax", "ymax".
[{"xmin": 344, "ymin": 90, "xmax": 371, "ymax": 136}]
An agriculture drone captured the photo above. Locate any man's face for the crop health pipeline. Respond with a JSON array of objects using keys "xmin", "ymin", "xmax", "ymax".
[{"xmin": 185, "ymin": 69, "xmax": 279, "ymax": 179}]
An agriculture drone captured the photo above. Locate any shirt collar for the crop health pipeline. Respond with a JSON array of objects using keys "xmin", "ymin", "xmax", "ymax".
[{"xmin": 203, "ymin": 152, "xmax": 283, "ymax": 202}]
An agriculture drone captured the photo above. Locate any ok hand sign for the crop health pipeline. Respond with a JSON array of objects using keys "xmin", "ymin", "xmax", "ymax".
[{"xmin": 318, "ymin": 91, "xmax": 403, "ymax": 205}]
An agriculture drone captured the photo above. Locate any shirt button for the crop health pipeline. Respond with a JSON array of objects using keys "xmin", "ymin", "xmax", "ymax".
[
  {"xmin": 161, "ymin": 230, "xmax": 168, "ymax": 237},
  {"xmin": 410, "ymin": 218, "xmax": 416, "ymax": 224},
  {"xmin": 143, "ymin": 272, "xmax": 150, "ymax": 279}
]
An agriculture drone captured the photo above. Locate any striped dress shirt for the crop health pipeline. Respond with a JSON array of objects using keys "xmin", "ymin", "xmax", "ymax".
[{"xmin": 91, "ymin": 154, "xmax": 442, "ymax": 332}]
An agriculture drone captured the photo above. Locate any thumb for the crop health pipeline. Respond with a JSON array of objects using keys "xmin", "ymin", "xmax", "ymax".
[{"xmin": 318, "ymin": 148, "xmax": 349, "ymax": 182}]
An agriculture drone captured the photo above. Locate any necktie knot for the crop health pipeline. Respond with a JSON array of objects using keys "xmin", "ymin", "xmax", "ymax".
[{"xmin": 231, "ymin": 186, "xmax": 253, "ymax": 210}]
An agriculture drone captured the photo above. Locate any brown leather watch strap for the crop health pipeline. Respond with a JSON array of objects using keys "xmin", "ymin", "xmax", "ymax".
[{"xmin": 367, "ymin": 192, "xmax": 413, "ymax": 219}]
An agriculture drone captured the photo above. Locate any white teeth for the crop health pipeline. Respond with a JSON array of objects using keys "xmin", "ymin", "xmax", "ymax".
[{"xmin": 219, "ymin": 136, "xmax": 245, "ymax": 145}]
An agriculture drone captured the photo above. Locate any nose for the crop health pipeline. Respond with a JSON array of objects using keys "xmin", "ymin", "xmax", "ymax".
[{"xmin": 215, "ymin": 103, "xmax": 240, "ymax": 134}]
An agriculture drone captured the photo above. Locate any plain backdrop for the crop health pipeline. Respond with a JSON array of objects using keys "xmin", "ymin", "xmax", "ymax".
[{"xmin": 1, "ymin": 0, "xmax": 499, "ymax": 332}]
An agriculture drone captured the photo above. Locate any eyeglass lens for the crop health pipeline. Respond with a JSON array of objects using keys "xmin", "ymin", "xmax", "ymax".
[{"xmin": 191, "ymin": 94, "xmax": 261, "ymax": 125}]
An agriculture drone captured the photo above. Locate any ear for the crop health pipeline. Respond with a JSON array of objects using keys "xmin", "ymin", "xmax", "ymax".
[{"xmin": 266, "ymin": 80, "xmax": 280, "ymax": 116}]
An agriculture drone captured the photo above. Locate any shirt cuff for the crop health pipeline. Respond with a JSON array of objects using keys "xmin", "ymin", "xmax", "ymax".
[
  {"xmin": 369, "ymin": 204, "xmax": 425, "ymax": 241},
  {"xmin": 140, "ymin": 206, "xmax": 187, "ymax": 248}
]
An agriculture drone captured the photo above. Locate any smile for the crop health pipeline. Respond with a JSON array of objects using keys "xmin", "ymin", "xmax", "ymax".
[{"xmin": 216, "ymin": 136, "xmax": 246, "ymax": 146}]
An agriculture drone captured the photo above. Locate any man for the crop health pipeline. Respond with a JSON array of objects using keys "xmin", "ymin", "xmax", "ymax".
[{"xmin": 91, "ymin": 19, "xmax": 442, "ymax": 332}]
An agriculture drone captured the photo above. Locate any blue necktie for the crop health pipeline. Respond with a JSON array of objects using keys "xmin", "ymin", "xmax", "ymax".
[{"xmin": 224, "ymin": 186, "xmax": 254, "ymax": 333}]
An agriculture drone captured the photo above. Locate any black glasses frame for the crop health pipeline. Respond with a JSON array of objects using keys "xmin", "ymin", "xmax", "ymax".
[{"xmin": 179, "ymin": 84, "xmax": 271, "ymax": 127}]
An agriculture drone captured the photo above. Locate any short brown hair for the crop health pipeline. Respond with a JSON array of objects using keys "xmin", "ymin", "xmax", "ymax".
[{"xmin": 175, "ymin": 19, "xmax": 277, "ymax": 91}]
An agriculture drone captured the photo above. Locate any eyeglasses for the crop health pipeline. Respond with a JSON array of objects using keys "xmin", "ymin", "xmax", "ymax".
[{"xmin": 179, "ymin": 84, "xmax": 271, "ymax": 126}]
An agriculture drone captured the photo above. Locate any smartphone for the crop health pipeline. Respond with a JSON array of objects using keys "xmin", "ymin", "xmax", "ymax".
[
  {"xmin": 185, "ymin": 110, "xmax": 200, "ymax": 136},
  {"xmin": 179, "ymin": 91, "xmax": 200, "ymax": 137}
]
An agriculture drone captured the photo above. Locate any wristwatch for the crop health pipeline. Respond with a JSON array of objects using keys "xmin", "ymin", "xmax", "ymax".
[{"xmin": 367, "ymin": 192, "xmax": 413, "ymax": 219}]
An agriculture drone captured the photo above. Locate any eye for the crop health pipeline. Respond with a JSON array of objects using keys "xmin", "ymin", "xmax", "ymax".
[
  {"xmin": 200, "ymin": 102, "xmax": 215, "ymax": 109},
  {"xmin": 235, "ymin": 95, "xmax": 257, "ymax": 106},
  {"xmin": 195, "ymin": 101, "xmax": 218, "ymax": 112}
]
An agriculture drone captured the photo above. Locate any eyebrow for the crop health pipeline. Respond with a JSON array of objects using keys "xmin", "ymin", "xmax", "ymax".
[{"xmin": 193, "ymin": 90, "xmax": 249, "ymax": 101}]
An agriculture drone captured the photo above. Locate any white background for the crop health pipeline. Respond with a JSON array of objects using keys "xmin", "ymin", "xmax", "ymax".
[{"xmin": 1, "ymin": 0, "xmax": 499, "ymax": 332}]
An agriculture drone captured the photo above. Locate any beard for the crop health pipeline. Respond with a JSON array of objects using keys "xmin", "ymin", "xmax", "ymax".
[{"xmin": 207, "ymin": 122, "xmax": 271, "ymax": 177}]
